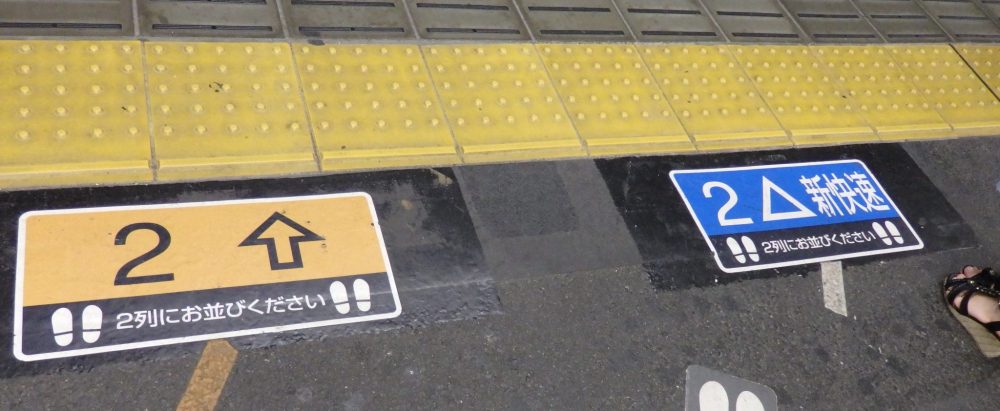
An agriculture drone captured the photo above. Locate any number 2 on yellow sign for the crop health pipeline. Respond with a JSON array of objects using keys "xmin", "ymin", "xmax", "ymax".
[{"xmin": 113, "ymin": 222, "xmax": 175, "ymax": 286}]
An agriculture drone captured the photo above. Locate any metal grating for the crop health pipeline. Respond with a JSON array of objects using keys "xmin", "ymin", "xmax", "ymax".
[
  {"xmin": 699, "ymin": 0, "xmax": 804, "ymax": 42},
  {"xmin": 613, "ymin": 0, "xmax": 722, "ymax": 42},
  {"xmin": 0, "ymin": 0, "xmax": 134, "ymax": 37},
  {"xmin": 138, "ymin": 0, "xmax": 283, "ymax": 38},
  {"xmin": 282, "ymin": 0, "xmax": 415, "ymax": 39},
  {"xmin": 780, "ymin": 0, "xmax": 882, "ymax": 42},
  {"xmin": 516, "ymin": 0, "xmax": 632, "ymax": 41},
  {"xmin": 406, "ymin": 0, "xmax": 529, "ymax": 40},
  {"xmin": 919, "ymin": 0, "xmax": 1000, "ymax": 41},
  {"xmin": 854, "ymin": 0, "xmax": 948, "ymax": 42}
]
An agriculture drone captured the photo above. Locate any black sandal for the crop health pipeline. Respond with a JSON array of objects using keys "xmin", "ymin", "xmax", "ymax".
[{"xmin": 943, "ymin": 266, "xmax": 1000, "ymax": 357}]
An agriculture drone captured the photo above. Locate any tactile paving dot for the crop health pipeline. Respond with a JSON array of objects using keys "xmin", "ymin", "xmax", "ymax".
[
  {"xmin": 812, "ymin": 45, "xmax": 950, "ymax": 141},
  {"xmin": 538, "ymin": 43, "xmax": 692, "ymax": 155},
  {"xmin": 731, "ymin": 45, "xmax": 876, "ymax": 146},
  {"xmin": 422, "ymin": 44, "xmax": 582, "ymax": 162},
  {"xmin": 639, "ymin": 45, "xmax": 789, "ymax": 151},
  {"xmin": 295, "ymin": 44, "xmax": 458, "ymax": 171},
  {"xmin": 0, "ymin": 40, "xmax": 152, "ymax": 188},
  {"xmin": 889, "ymin": 45, "xmax": 1000, "ymax": 136},
  {"xmin": 145, "ymin": 41, "xmax": 316, "ymax": 180},
  {"xmin": 955, "ymin": 45, "xmax": 1000, "ymax": 96}
]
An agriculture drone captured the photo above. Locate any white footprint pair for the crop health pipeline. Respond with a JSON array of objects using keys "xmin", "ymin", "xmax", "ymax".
[
  {"xmin": 329, "ymin": 279, "xmax": 371, "ymax": 315},
  {"xmin": 872, "ymin": 221, "xmax": 904, "ymax": 245},
  {"xmin": 726, "ymin": 236, "xmax": 760, "ymax": 264},
  {"xmin": 51, "ymin": 305, "xmax": 103, "ymax": 347},
  {"xmin": 699, "ymin": 381, "xmax": 765, "ymax": 411}
]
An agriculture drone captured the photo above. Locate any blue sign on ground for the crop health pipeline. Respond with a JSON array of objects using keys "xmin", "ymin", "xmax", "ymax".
[{"xmin": 670, "ymin": 160, "xmax": 923, "ymax": 273}]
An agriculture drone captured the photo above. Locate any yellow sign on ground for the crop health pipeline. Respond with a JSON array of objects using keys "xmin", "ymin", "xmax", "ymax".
[{"xmin": 15, "ymin": 193, "xmax": 400, "ymax": 361}]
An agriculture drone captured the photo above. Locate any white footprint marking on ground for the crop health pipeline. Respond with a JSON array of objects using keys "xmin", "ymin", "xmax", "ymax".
[
  {"xmin": 330, "ymin": 281, "xmax": 351, "ymax": 314},
  {"xmin": 871, "ymin": 222, "xmax": 891, "ymax": 245},
  {"xmin": 726, "ymin": 237, "xmax": 746, "ymax": 264},
  {"xmin": 872, "ymin": 221, "xmax": 904, "ymax": 245},
  {"xmin": 884, "ymin": 221, "xmax": 904, "ymax": 245},
  {"xmin": 736, "ymin": 391, "xmax": 765, "ymax": 411},
  {"xmin": 81, "ymin": 305, "xmax": 103, "ymax": 344},
  {"xmin": 741, "ymin": 236, "xmax": 759, "ymax": 263},
  {"xmin": 726, "ymin": 236, "xmax": 759, "ymax": 264},
  {"xmin": 51, "ymin": 307, "xmax": 73, "ymax": 347},
  {"xmin": 353, "ymin": 279, "xmax": 371, "ymax": 312},
  {"xmin": 699, "ymin": 382, "xmax": 767, "ymax": 411},
  {"xmin": 698, "ymin": 380, "xmax": 728, "ymax": 411}
]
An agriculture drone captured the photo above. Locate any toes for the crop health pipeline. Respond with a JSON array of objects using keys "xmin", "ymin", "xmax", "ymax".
[{"xmin": 963, "ymin": 265, "xmax": 982, "ymax": 276}]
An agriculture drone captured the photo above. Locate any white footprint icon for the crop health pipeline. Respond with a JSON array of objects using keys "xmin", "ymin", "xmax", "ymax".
[
  {"xmin": 81, "ymin": 305, "xmax": 103, "ymax": 344},
  {"xmin": 699, "ymin": 381, "xmax": 767, "ymax": 411},
  {"xmin": 872, "ymin": 222, "xmax": 891, "ymax": 245},
  {"xmin": 330, "ymin": 281, "xmax": 351, "ymax": 314},
  {"xmin": 741, "ymin": 236, "xmax": 760, "ymax": 262},
  {"xmin": 872, "ymin": 221, "xmax": 904, "ymax": 245},
  {"xmin": 727, "ymin": 237, "xmax": 746, "ymax": 264},
  {"xmin": 726, "ymin": 236, "xmax": 760, "ymax": 264},
  {"xmin": 699, "ymin": 380, "xmax": 728, "ymax": 411},
  {"xmin": 884, "ymin": 221, "xmax": 904, "ymax": 245},
  {"xmin": 736, "ymin": 391, "xmax": 765, "ymax": 411},
  {"xmin": 353, "ymin": 279, "xmax": 371, "ymax": 312},
  {"xmin": 51, "ymin": 307, "xmax": 73, "ymax": 347}
]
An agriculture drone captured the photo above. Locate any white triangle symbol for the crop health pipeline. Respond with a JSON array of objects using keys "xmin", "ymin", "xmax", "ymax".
[{"xmin": 762, "ymin": 177, "xmax": 817, "ymax": 221}]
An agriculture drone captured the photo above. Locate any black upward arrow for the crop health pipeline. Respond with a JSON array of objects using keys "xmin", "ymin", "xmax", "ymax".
[{"xmin": 239, "ymin": 212, "xmax": 325, "ymax": 270}]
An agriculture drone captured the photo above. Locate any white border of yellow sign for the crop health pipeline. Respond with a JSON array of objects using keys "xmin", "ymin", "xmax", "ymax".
[{"xmin": 14, "ymin": 193, "xmax": 401, "ymax": 361}]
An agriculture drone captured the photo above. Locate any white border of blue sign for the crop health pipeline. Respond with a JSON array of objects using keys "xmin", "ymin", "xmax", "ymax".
[{"xmin": 669, "ymin": 160, "xmax": 924, "ymax": 273}]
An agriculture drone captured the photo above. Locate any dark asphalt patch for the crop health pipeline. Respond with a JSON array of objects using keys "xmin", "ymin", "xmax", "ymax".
[
  {"xmin": 596, "ymin": 143, "xmax": 977, "ymax": 290},
  {"xmin": 456, "ymin": 160, "xmax": 643, "ymax": 281},
  {"xmin": 0, "ymin": 168, "xmax": 496, "ymax": 377}
]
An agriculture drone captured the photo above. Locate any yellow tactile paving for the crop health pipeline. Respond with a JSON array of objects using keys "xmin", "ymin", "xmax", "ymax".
[
  {"xmin": 422, "ymin": 44, "xmax": 584, "ymax": 162},
  {"xmin": 955, "ymin": 44, "xmax": 1000, "ymax": 97},
  {"xmin": 811, "ymin": 45, "xmax": 951, "ymax": 142},
  {"xmin": 145, "ymin": 41, "xmax": 317, "ymax": 181},
  {"xmin": 538, "ymin": 43, "xmax": 694, "ymax": 156},
  {"xmin": 731, "ymin": 45, "xmax": 876, "ymax": 147},
  {"xmin": 639, "ymin": 45, "xmax": 790, "ymax": 152},
  {"xmin": 0, "ymin": 40, "xmax": 152, "ymax": 189},
  {"xmin": 3, "ymin": 39, "xmax": 1000, "ymax": 191},
  {"xmin": 295, "ymin": 44, "xmax": 459, "ymax": 171},
  {"xmin": 889, "ymin": 45, "xmax": 1000, "ymax": 137}
]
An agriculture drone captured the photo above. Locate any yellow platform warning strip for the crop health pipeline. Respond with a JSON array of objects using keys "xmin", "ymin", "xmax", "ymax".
[
  {"xmin": 0, "ymin": 41, "xmax": 152, "ymax": 189},
  {"xmin": 423, "ymin": 44, "xmax": 583, "ymax": 162},
  {"xmin": 145, "ymin": 42, "xmax": 316, "ymax": 181},
  {"xmin": 891, "ymin": 45, "xmax": 1000, "ymax": 137},
  {"xmin": 638, "ymin": 45, "xmax": 790, "ymax": 151},
  {"xmin": 539, "ymin": 43, "xmax": 693, "ymax": 156},
  {"xmin": 811, "ymin": 45, "xmax": 951, "ymax": 141},
  {"xmin": 731, "ymin": 45, "xmax": 875, "ymax": 147},
  {"xmin": 1, "ymin": 40, "xmax": 1000, "ymax": 190}
]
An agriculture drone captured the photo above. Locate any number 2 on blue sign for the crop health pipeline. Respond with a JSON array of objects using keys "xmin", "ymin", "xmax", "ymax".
[{"xmin": 701, "ymin": 178, "xmax": 816, "ymax": 226}]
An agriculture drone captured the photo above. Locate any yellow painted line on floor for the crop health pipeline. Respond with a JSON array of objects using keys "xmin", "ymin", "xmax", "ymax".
[
  {"xmin": 889, "ymin": 44, "xmax": 1000, "ymax": 137},
  {"xmin": 638, "ymin": 45, "xmax": 792, "ymax": 152},
  {"xmin": 2, "ymin": 39, "xmax": 1000, "ymax": 191},
  {"xmin": 538, "ymin": 43, "xmax": 694, "ymax": 156},
  {"xmin": 177, "ymin": 340, "xmax": 238, "ymax": 411},
  {"xmin": 731, "ymin": 45, "xmax": 877, "ymax": 147},
  {"xmin": 145, "ymin": 41, "xmax": 317, "ymax": 181},
  {"xmin": 811, "ymin": 45, "xmax": 952, "ymax": 141},
  {"xmin": 0, "ymin": 40, "xmax": 152, "ymax": 189},
  {"xmin": 295, "ymin": 44, "xmax": 460, "ymax": 171},
  {"xmin": 422, "ymin": 44, "xmax": 584, "ymax": 163}
]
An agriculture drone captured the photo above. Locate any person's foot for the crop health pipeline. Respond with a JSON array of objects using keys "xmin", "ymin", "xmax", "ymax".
[{"xmin": 946, "ymin": 266, "xmax": 1000, "ymax": 338}]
